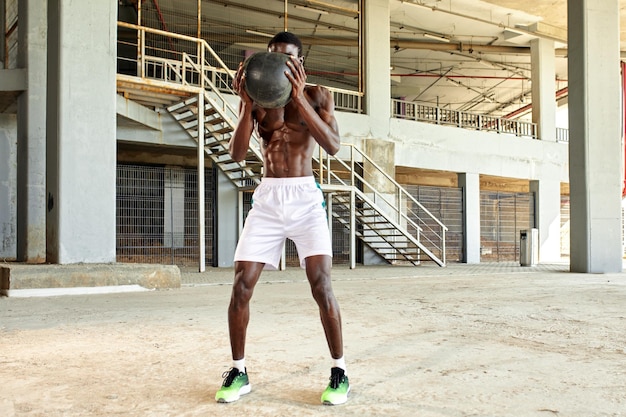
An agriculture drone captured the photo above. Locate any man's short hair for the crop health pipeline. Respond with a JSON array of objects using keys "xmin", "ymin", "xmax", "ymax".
[{"xmin": 268, "ymin": 31, "xmax": 303, "ymax": 57}]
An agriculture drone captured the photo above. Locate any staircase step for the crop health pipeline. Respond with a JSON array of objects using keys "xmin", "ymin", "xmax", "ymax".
[
  {"xmin": 212, "ymin": 126, "xmax": 234, "ymax": 135},
  {"xmin": 167, "ymin": 96, "xmax": 198, "ymax": 112}
]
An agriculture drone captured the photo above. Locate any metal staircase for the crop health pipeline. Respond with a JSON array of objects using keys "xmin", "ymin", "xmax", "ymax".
[
  {"xmin": 166, "ymin": 90, "xmax": 263, "ymax": 189},
  {"xmin": 315, "ymin": 146, "xmax": 447, "ymax": 266},
  {"xmin": 117, "ymin": 22, "xmax": 447, "ymax": 266}
]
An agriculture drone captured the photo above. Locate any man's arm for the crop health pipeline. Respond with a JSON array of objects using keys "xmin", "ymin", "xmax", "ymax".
[
  {"xmin": 229, "ymin": 62, "xmax": 256, "ymax": 162},
  {"xmin": 286, "ymin": 58, "xmax": 341, "ymax": 155}
]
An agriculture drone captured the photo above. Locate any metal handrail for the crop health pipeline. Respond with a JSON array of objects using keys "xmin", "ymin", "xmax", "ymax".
[
  {"xmin": 391, "ymin": 98, "xmax": 539, "ymax": 139},
  {"xmin": 117, "ymin": 22, "xmax": 363, "ymax": 112},
  {"xmin": 180, "ymin": 53, "xmax": 264, "ymax": 164},
  {"xmin": 317, "ymin": 143, "xmax": 447, "ymax": 264}
]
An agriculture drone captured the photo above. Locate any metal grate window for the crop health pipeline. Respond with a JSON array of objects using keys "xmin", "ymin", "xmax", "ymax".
[
  {"xmin": 404, "ymin": 185, "xmax": 464, "ymax": 263},
  {"xmin": 116, "ymin": 164, "xmax": 215, "ymax": 266},
  {"xmin": 480, "ymin": 191, "xmax": 535, "ymax": 262}
]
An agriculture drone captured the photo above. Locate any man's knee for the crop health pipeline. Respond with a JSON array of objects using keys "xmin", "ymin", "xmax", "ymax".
[{"xmin": 231, "ymin": 262, "xmax": 263, "ymax": 305}]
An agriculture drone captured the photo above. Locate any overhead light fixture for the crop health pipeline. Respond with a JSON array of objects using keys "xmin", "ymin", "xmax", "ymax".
[
  {"xmin": 295, "ymin": 5, "xmax": 329, "ymax": 15},
  {"xmin": 245, "ymin": 29, "xmax": 274, "ymax": 38},
  {"xmin": 503, "ymin": 27, "xmax": 527, "ymax": 36},
  {"xmin": 424, "ymin": 33, "xmax": 450, "ymax": 43}
]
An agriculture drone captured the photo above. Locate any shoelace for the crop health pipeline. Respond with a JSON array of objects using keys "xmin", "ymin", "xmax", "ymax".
[
  {"xmin": 328, "ymin": 369, "xmax": 345, "ymax": 389},
  {"xmin": 222, "ymin": 368, "xmax": 241, "ymax": 386}
]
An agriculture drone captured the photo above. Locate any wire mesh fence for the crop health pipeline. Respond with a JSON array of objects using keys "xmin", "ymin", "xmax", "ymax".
[{"xmin": 116, "ymin": 163, "xmax": 215, "ymax": 266}]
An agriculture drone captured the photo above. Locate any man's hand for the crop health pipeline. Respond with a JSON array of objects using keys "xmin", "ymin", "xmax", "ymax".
[
  {"xmin": 232, "ymin": 61, "xmax": 253, "ymax": 106},
  {"xmin": 285, "ymin": 56, "xmax": 307, "ymax": 104}
]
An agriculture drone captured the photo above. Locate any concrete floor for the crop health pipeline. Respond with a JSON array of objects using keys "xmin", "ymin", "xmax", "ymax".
[{"xmin": 1, "ymin": 262, "xmax": 625, "ymax": 416}]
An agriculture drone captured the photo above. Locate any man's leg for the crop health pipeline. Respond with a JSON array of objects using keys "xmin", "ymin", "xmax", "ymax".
[
  {"xmin": 305, "ymin": 255, "xmax": 343, "ymax": 358},
  {"xmin": 216, "ymin": 260, "xmax": 264, "ymax": 403},
  {"xmin": 229, "ymin": 260, "xmax": 265, "ymax": 360},
  {"xmin": 305, "ymin": 255, "xmax": 350, "ymax": 405}
]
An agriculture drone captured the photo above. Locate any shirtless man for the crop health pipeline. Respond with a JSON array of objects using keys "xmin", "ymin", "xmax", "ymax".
[{"xmin": 215, "ymin": 32, "xmax": 349, "ymax": 406}]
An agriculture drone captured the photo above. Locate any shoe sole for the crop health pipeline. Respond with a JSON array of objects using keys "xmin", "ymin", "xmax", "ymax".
[
  {"xmin": 322, "ymin": 386, "xmax": 350, "ymax": 406},
  {"xmin": 216, "ymin": 383, "xmax": 252, "ymax": 403}
]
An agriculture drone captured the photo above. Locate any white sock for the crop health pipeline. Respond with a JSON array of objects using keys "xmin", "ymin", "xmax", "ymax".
[
  {"xmin": 332, "ymin": 356, "xmax": 346, "ymax": 374},
  {"xmin": 233, "ymin": 358, "xmax": 246, "ymax": 373}
]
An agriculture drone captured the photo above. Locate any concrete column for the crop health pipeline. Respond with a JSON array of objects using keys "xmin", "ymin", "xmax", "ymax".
[
  {"xmin": 458, "ymin": 173, "xmax": 480, "ymax": 263},
  {"xmin": 363, "ymin": 0, "xmax": 390, "ymax": 138},
  {"xmin": 1, "ymin": 0, "xmax": 5, "ymax": 66},
  {"xmin": 364, "ymin": 138, "xmax": 395, "ymax": 193},
  {"xmin": 0, "ymin": 114, "xmax": 17, "ymax": 259},
  {"xmin": 567, "ymin": 0, "xmax": 623, "ymax": 272},
  {"xmin": 216, "ymin": 169, "xmax": 237, "ymax": 267},
  {"xmin": 530, "ymin": 38, "xmax": 556, "ymax": 141},
  {"xmin": 362, "ymin": 138, "xmax": 395, "ymax": 266},
  {"xmin": 530, "ymin": 179, "xmax": 561, "ymax": 263},
  {"xmin": 46, "ymin": 0, "xmax": 117, "ymax": 263},
  {"xmin": 16, "ymin": 0, "xmax": 47, "ymax": 262}
]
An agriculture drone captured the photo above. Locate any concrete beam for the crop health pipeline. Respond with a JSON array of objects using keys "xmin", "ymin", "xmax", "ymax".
[
  {"xmin": 0, "ymin": 69, "xmax": 27, "ymax": 91},
  {"xmin": 116, "ymin": 94, "xmax": 162, "ymax": 131}
]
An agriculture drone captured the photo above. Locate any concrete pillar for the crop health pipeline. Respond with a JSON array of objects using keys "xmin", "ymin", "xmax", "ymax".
[
  {"xmin": 1, "ymin": 0, "xmax": 5, "ymax": 66},
  {"xmin": 46, "ymin": 0, "xmax": 117, "ymax": 263},
  {"xmin": 0, "ymin": 114, "xmax": 17, "ymax": 259},
  {"xmin": 362, "ymin": 138, "xmax": 395, "ymax": 266},
  {"xmin": 530, "ymin": 38, "xmax": 556, "ymax": 141},
  {"xmin": 363, "ymin": 0, "xmax": 390, "ymax": 138},
  {"xmin": 458, "ymin": 173, "xmax": 480, "ymax": 263},
  {"xmin": 530, "ymin": 179, "xmax": 561, "ymax": 262},
  {"xmin": 567, "ymin": 0, "xmax": 623, "ymax": 273},
  {"xmin": 16, "ymin": 0, "xmax": 47, "ymax": 262},
  {"xmin": 216, "ymin": 169, "xmax": 237, "ymax": 267},
  {"xmin": 364, "ymin": 138, "xmax": 395, "ymax": 193}
]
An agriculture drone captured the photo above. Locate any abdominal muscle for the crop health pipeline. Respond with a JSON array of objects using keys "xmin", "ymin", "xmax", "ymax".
[{"xmin": 258, "ymin": 113, "xmax": 315, "ymax": 178}]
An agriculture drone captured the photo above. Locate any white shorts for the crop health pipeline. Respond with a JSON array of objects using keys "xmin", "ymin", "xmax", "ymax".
[{"xmin": 234, "ymin": 176, "xmax": 333, "ymax": 270}]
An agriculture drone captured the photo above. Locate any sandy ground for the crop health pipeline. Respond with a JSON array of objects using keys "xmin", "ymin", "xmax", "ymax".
[{"xmin": 1, "ymin": 264, "xmax": 625, "ymax": 417}]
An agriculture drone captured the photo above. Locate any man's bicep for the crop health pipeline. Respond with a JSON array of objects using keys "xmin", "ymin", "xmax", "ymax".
[{"xmin": 318, "ymin": 88, "xmax": 338, "ymax": 129}]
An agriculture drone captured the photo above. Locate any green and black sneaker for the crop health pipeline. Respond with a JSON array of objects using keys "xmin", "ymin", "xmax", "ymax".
[
  {"xmin": 321, "ymin": 367, "xmax": 350, "ymax": 405},
  {"xmin": 215, "ymin": 368, "xmax": 251, "ymax": 403}
]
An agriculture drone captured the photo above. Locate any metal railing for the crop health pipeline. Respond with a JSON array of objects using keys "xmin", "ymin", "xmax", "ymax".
[
  {"xmin": 316, "ymin": 144, "xmax": 447, "ymax": 265},
  {"xmin": 392, "ymin": 99, "xmax": 538, "ymax": 139},
  {"xmin": 117, "ymin": 22, "xmax": 363, "ymax": 113},
  {"xmin": 556, "ymin": 127, "xmax": 569, "ymax": 143}
]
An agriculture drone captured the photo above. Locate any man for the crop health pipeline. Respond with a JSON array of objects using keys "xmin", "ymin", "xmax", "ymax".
[{"xmin": 215, "ymin": 32, "xmax": 349, "ymax": 406}]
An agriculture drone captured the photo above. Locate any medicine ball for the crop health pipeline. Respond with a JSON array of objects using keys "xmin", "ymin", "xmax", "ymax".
[{"xmin": 243, "ymin": 52, "xmax": 293, "ymax": 108}]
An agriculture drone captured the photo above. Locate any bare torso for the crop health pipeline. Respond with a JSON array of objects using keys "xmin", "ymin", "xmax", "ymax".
[{"xmin": 254, "ymin": 86, "xmax": 323, "ymax": 178}]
